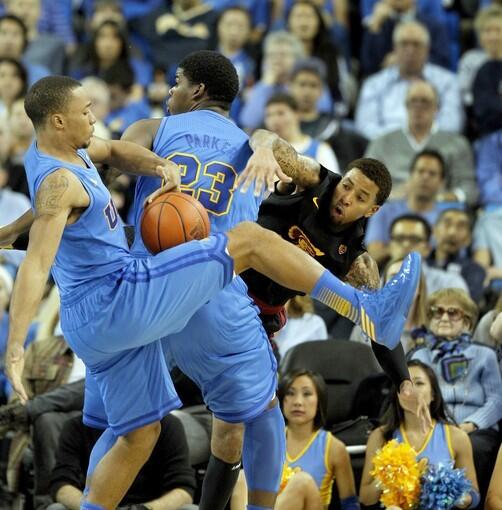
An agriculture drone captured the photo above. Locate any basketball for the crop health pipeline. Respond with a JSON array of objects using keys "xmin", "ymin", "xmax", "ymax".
[{"xmin": 141, "ymin": 191, "xmax": 211, "ymax": 254}]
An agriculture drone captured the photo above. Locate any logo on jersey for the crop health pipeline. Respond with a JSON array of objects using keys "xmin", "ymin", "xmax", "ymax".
[
  {"xmin": 338, "ymin": 244, "xmax": 347, "ymax": 255},
  {"xmin": 288, "ymin": 226, "xmax": 325, "ymax": 257},
  {"xmin": 103, "ymin": 199, "xmax": 119, "ymax": 230}
]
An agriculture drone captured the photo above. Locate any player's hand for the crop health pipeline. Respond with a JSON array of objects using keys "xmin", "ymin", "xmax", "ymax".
[
  {"xmin": 237, "ymin": 146, "xmax": 292, "ymax": 197},
  {"xmin": 145, "ymin": 162, "xmax": 181, "ymax": 205},
  {"xmin": 398, "ymin": 380, "xmax": 432, "ymax": 433},
  {"xmin": 5, "ymin": 344, "xmax": 28, "ymax": 403}
]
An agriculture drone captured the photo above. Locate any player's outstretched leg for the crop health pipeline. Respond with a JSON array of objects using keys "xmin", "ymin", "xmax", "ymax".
[{"xmin": 227, "ymin": 222, "xmax": 420, "ymax": 350}]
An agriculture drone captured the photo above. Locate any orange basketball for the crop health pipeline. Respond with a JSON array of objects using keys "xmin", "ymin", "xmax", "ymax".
[{"xmin": 141, "ymin": 192, "xmax": 211, "ymax": 254}]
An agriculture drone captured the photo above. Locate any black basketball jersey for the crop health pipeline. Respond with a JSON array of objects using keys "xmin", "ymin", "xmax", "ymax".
[{"xmin": 242, "ymin": 167, "xmax": 367, "ymax": 306}]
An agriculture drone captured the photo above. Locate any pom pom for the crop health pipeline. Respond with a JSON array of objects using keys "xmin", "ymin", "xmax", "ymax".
[
  {"xmin": 370, "ymin": 439, "xmax": 425, "ymax": 509},
  {"xmin": 279, "ymin": 464, "xmax": 297, "ymax": 493},
  {"xmin": 419, "ymin": 462, "xmax": 472, "ymax": 510}
]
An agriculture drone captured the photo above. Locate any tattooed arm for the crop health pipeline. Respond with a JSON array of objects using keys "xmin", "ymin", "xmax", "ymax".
[
  {"xmin": 343, "ymin": 252, "xmax": 380, "ymax": 290},
  {"xmin": 5, "ymin": 169, "xmax": 88, "ymax": 401},
  {"xmin": 237, "ymin": 129, "xmax": 321, "ymax": 195}
]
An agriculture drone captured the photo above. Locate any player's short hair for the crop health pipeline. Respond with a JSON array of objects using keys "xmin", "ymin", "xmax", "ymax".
[
  {"xmin": 179, "ymin": 50, "xmax": 239, "ymax": 109},
  {"xmin": 24, "ymin": 75, "xmax": 82, "ymax": 128},
  {"xmin": 346, "ymin": 158, "xmax": 392, "ymax": 206},
  {"xmin": 410, "ymin": 148, "xmax": 446, "ymax": 179},
  {"xmin": 390, "ymin": 213, "xmax": 432, "ymax": 241},
  {"xmin": 266, "ymin": 92, "xmax": 298, "ymax": 111}
]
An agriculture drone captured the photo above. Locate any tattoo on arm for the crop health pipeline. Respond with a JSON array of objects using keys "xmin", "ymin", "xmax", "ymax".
[
  {"xmin": 35, "ymin": 174, "xmax": 70, "ymax": 217},
  {"xmin": 344, "ymin": 253, "xmax": 380, "ymax": 290},
  {"xmin": 273, "ymin": 138, "xmax": 321, "ymax": 188}
]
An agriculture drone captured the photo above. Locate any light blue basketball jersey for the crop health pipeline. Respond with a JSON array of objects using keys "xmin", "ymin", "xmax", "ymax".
[
  {"xmin": 393, "ymin": 422, "xmax": 455, "ymax": 466},
  {"xmin": 282, "ymin": 428, "xmax": 334, "ymax": 505},
  {"xmin": 24, "ymin": 142, "xmax": 132, "ymax": 302},
  {"xmin": 132, "ymin": 110, "xmax": 261, "ymax": 254}
]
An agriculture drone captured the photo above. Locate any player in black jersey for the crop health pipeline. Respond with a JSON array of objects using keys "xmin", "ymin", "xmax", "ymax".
[{"xmin": 238, "ymin": 129, "xmax": 428, "ymax": 416}]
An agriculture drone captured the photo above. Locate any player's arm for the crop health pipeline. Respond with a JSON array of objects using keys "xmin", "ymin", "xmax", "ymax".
[
  {"xmin": 238, "ymin": 129, "xmax": 321, "ymax": 195},
  {"xmin": 87, "ymin": 131, "xmax": 178, "ymax": 184},
  {"xmin": 5, "ymin": 170, "xmax": 85, "ymax": 401},
  {"xmin": 0, "ymin": 209, "xmax": 35, "ymax": 248}
]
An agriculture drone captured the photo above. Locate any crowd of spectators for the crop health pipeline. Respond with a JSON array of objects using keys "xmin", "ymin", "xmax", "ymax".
[{"xmin": 0, "ymin": 0, "xmax": 501, "ymax": 509}]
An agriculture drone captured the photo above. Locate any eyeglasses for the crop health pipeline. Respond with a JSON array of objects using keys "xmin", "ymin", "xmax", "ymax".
[
  {"xmin": 390, "ymin": 235, "xmax": 427, "ymax": 244},
  {"xmin": 429, "ymin": 306, "xmax": 465, "ymax": 321}
]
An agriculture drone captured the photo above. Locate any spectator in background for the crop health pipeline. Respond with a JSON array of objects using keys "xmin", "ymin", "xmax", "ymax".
[
  {"xmin": 361, "ymin": 0, "xmax": 450, "ymax": 76},
  {"xmin": 273, "ymin": 296, "xmax": 328, "ymax": 361},
  {"xmin": 264, "ymin": 93, "xmax": 339, "ymax": 173},
  {"xmin": 132, "ymin": 0, "xmax": 218, "ymax": 81},
  {"xmin": 286, "ymin": 0, "xmax": 352, "ymax": 116},
  {"xmin": 276, "ymin": 369, "xmax": 360, "ymax": 510},
  {"xmin": 4, "ymin": 96, "xmax": 34, "ymax": 195},
  {"xmin": 428, "ymin": 209, "xmax": 486, "ymax": 303},
  {"xmin": 5, "ymin": 0, "xmax": 66, "ymax": 75},
  {"xmin": 215, "ymin": 6, "xmax": 254, "ymax": 122},
  {"xmin": 69, "ymin": 20, "xmax": 152, "ymax": 98},
  {"xmin": 355, "ymin": 20, "xmax": 463, "ymax": 140},
  {"xmin": 472, "ymin": 14, "xmax": 502, "ymax": 138},
  {"xmin": 360, "ymin": 360, "xmax": 478, "ymax": 509},
  {"xmin": 216, "ymin": 7, "xmax": 254, "ymax": 91},
  {"xmin": 38, "ymin": 0, "xmax": 76, "ymax": 54},
  {"xmin": 0, "ymin": 14, "xmax": 49, "ymax": 85},
  {"xmin": 365, "ymin": 80, "xmax": 478, "ymax": 205},
  {"xmin": 80, "ymin": 77, "xmax": 111, "ymax": 139},
  {"xmin": 0, "ymin": 265, "xmax": 37, "ymax": 405},
  {"xmin": 288, "ymin": 58, "xmax": 368, "ymax": 171},
  {"xmin": 365, "ymin": 150, "xmax": 447, "ymax": 265},
  {"xmin": 0, "ymin": 157, "xmax": 30, "ymax": 226},
  {"xmin": 474, "ymin": 293, "xmax": 502, "ymax": 373},
  {"xmin": 458, "ymin": 4, "xmax": 502, "ymax": 106},
  {"xmin": 387, "ymin": 214, "xmax": 469, "ymax": 294},
  {"xmin": 0, "ymin": 57, "xmax": 27, "ymax": 118},
  {"xmin": 475, "ymin": 129, "xmax": 502, "ymax": 210},
  {"xmin": 239, "ymin": 30, "xmax": 305, "ymax": 130},
  {"xmin": 409, "ymin": 288, "xmax": 502, "ymax": 504},
  {"xmin": 351, "ymin": 258, "xmax": 428, "ymax": 353},
  {"xmin": 49, "ymin": 414, "xmax": 196, "ymax": 510},
  {"xmin": 102, "ymin": 63, "xmax": 151, "ymax": 138}
]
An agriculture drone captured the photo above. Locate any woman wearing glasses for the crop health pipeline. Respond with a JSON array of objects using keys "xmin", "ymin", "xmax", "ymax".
[{"xmin": 409, "ymin": 288, "xmax": 502, "ymax": 506}]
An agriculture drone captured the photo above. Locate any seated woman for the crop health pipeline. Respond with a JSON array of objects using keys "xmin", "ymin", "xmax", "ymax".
[
  {"xmin": 277, "ymin": 369, "xmax": 360, "ymax": 510},
  {"xmin": 409, "ymin": 288, "xmax": 502, "ymax": 505},
  {"xmin": 360, "ymin": 359, "xmax": 479, "ymax": 509}
]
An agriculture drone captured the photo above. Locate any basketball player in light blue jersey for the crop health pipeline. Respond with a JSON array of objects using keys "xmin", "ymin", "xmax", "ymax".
[
  {"xmin": 3, "ymin": 75, "xmax": 422, "ymax": 510},
  {"xmin": 119, "ymin": 51, "xmax": 426, "ymax": 510}
]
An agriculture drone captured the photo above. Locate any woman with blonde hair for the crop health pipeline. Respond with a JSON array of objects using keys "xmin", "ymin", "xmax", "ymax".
[{"xmin": 409, "ymin": 288, "xmax": 502, "ymax": 505}]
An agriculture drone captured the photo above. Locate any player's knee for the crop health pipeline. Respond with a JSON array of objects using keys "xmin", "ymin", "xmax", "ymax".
[
  {"xmin": 122, "ymin": 420, "xmax": 161, "ymax": 451},
  {"xmin": 212, "ymin": 422, "xmax": 244, "ymax": 462}
]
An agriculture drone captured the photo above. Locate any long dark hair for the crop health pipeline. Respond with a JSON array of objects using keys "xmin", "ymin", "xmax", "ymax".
[
  {"xmin": 89, "ymin": 20, "xmax": 130, "ymax": 72},
  {"xmin": 278, "ymin": 369, "xmax": 327, "ymax": 430},
  {"xmin": 286, "ymin": 0, "xmax": 340, "ymax": 100},
  {"xmin": 381, "ymin": 360, "xmax": 454, "ymax": 441}
]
